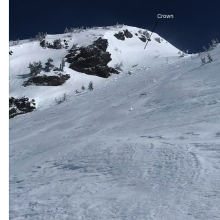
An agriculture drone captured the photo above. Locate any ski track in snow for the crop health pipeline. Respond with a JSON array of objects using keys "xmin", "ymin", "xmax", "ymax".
[
  {"xmin": 9, "ymin": 139, "xmax": 220, "ymax": 220},
  {"xmin": 9, "ymin": 27, "xmax": 220, "ymax": 219}
]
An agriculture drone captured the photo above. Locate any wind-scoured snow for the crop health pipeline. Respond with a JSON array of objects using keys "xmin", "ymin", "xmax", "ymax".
[{"xmin": 9, "ymin": 26, "xmax": 220, "ymax": 220}]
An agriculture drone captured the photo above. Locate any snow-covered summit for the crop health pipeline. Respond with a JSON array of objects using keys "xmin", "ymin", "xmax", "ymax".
[
  {"xmin": 9, "ymin": 24, "xmax": 220, "ymax": 219},
  {"xmin": 9, "ymin": 25, "xmax": 182, "ymax": 109}
]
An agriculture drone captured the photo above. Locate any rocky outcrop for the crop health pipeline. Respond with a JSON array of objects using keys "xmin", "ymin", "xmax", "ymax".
[
  {"xmin": 65, "ymin": 38, "xmax": 119, "ymax": 78},
  {"xmin": 114, "ymin": 29, "xmax": 133, "ymax": 40},
  {"xmin": 73, "ymin": 66, "xmax": 119, "ymax": 78},
  {"xmin": 139, "ymin": 35, "xmax": 152, "ymax": 42},
  {"xmin": 114, "ymin": 32, "xmax": 125, "ymax": 40},
  {"xmin": 123, "ymin": 29, "xmax": 133, "ymax": 38},
  {"xmin": 23, "ymin": 74, "xmax": 70, "ymax": 86},
  {"xmin": 154, "ymin": 37, "xmax": 161, "ymax": 43},
  {"xmin": 139, "ymin": 35, "xmax": 147, "ymax": 42},
  {"xmin": 9, "ymin": 97, "xmax": 36, "ymax": 119}
]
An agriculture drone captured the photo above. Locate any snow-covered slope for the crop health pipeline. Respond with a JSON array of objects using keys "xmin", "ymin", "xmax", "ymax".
[
  {"xmin": 9, "ymin": 25, "xmax": 181, "ymax": 109},
  {"xmin": 10, "ymin": 26, "xmax": 220, "ymax": 220}
]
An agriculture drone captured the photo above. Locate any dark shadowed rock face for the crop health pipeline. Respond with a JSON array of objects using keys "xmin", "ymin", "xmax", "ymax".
[
  {"xmin": 23, "ymin": 74, "xmax": 70, "ymax": 86},
  {"xmin": 9, "ymin": 97, "xmax": 36, "ymax": 119},
  {"xmin": 75, "ymin": 66, "xmax": 120, "ymax": 78},
  {"xmin": 65, "ymin": 38, "xmax": 119, "ymax": 78},
  {"xmin": 114, "ymin": 32, "xmax": 125, "ymax": 41},
  {"xmin": 123, "ymin": 29, "xmax": 133, "ymax": 38},
  {"xmin": 114, "ymin": 29, "xmax": 133, "ymax": 40},
  {"xmin": 139, "ymin": 35, "xmax": 147, "ymax": 42},
  {"xmin": 93, "ymin": 37, "xmax": 108, "ymax": 51}
]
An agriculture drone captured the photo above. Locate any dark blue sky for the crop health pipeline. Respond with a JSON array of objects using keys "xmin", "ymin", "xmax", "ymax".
[{"xmin": 10, "ymin": 0, "xmax": 220, "ymax": 53}]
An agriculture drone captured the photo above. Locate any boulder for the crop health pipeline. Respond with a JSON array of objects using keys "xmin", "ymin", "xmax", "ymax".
[
  {"xmin": 93, "ymin": 37, "xmax": 108, "ymax": 51},
  {"xmin": 123, "ymin": 29, "xmax": 133, "ymax": 38},
  {"xmin": 114, "ymin": 29, "xmax": 133, "ymax": 40},
  {"xmin": 139, "ymin": 35, "xmax": 147, "ymax": 42},
  {"xmin": 114, "ymin": 32, "xmax": 125, "ymax": 41},
  {"xmin": 66, "ymin": 38, "xmax": 119, "ymax": 78},
  {"xmin": 154, "ymin": 37, "xmax": 161, "ymax": 43},
  {"xmin": 23, "ymin": 74, "xmax": 70, "ymax": 86}
]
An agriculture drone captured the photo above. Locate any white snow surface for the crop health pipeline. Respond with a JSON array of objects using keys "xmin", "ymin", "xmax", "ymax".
[
  {"xmin": 10, "ymin": 26, "xmax": 220, "ymax": 219},
  {"xmin": 9, "ymin": 25, "xmax": 180, "ymax": 109}
]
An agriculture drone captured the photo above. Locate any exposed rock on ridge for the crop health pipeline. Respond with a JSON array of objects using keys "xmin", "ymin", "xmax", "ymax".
[
  {"xmin": 114, "ymin": 29, "xmax": 133, "ymax": 40},
  {"xmin": 66, "ymin": 38, "xmax": 119, "ymax": 78}
]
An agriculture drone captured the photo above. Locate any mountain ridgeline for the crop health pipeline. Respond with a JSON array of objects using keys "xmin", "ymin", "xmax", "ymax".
[{"xmin": 10, "ymin": 24, "xmax": 185, "ymax": 118}]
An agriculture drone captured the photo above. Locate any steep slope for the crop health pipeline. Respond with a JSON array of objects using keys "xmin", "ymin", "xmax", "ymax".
[
  {"xmin": 9, "ymin": 41, "xmax": 220, "ymax": 220},
  {"xmin": 9, "ymin": 25, "xmax": 181, "ymax": 109}
]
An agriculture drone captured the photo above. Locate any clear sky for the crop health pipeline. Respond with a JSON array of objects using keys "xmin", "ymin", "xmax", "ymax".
[{"xmin": 9, "ymin": 0, "xmax": 220, "ymax": 53}]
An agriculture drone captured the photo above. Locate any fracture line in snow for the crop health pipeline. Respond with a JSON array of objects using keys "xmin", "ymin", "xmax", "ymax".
[{"xmin": 144, "ymin": 20, "xmax": 159, "ymax": 49}]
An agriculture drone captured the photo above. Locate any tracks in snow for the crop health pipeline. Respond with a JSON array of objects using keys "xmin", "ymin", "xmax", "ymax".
[{"xmin": 10, "ymin": 137, "xmax": 220, "ymax": 220}]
